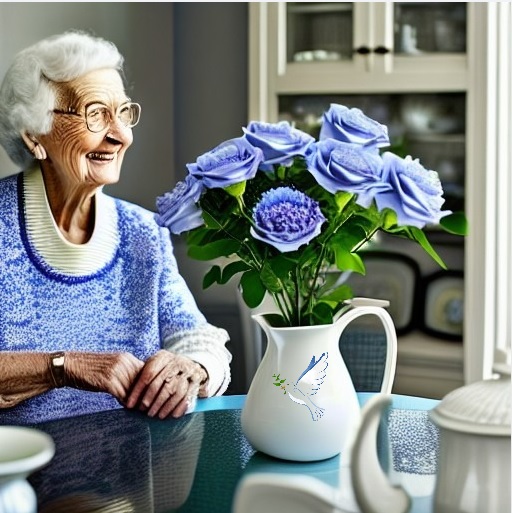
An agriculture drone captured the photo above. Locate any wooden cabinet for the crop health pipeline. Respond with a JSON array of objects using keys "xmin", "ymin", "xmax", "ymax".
[{"xmin": 248, "ymin": 2, "xmax": 510, "ymax": 395}]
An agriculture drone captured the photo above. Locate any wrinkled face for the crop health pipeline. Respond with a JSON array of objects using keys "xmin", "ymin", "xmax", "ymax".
[{"xmin": 38, "ymin": 68, "xmax": 134, "ymax": 187}]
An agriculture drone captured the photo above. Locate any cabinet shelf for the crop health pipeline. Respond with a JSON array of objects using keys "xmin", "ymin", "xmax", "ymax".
[
  {"xmin": 407, "ymin": 133, "xmax": 465, "ymax": 144},
  {"xmin": 287, "ymin": 3, "xmax": 352, "ymax": 15}
]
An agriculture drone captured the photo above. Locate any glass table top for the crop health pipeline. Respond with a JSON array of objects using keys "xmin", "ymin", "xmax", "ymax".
[{"xmin": 28, "ymin": 394, "xmax": 440, "ymax": 512}]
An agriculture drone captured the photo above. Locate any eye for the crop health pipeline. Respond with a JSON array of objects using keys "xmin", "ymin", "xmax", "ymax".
[
  {"xmin": 86, "ymin": 104, "xmax": 108, "ymax": 124},
  {"xmin": 118, "ymin": 104, "xmax": 133, "ymax": 123}
]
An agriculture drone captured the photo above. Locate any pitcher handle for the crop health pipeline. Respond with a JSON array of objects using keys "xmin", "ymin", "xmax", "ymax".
[{"xmin": 337, "ymin": 298, "xmax": 398, "ymax": 394}]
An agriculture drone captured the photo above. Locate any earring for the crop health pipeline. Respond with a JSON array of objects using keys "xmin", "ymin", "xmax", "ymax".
[{"xmin": 32, "ymin": 143, "xmax": 47, "ymax": 161}]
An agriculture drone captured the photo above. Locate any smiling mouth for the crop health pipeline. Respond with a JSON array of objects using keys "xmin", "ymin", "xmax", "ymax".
[{"xmin": 87, "ymin": 152, "xmax": 115, "ymax": 162}]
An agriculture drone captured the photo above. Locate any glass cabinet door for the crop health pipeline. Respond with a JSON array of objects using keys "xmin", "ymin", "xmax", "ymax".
[
  {"xmin": 269, "ymin": 2, "xmax": 468, "ymax": 92},
  {"xmin": 285, "ymin": 2, "xmax": 467, "ymax": 59},
  {"xmin": 286, "ymin": 2, "xmax": 354, "ymax": 63},
  {"xmin": 394, "ymin": 3, "xmax": 466, "ymax": 55},
  {"xmin": 278, "ymin": 93, "xmax": 466, "ymax": 215}
]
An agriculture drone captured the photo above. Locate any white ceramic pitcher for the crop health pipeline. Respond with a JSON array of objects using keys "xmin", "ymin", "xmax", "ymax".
[{"xmin": 241, "ymin": 298, "xmax": 398, "ymax": 462}]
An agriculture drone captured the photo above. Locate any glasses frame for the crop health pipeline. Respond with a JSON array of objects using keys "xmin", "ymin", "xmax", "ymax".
[{"xmin": 53, "ymin": 101, "xmax": 141, "ymax": 133}]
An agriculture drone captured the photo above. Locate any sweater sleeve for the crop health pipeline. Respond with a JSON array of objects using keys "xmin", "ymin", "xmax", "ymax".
[
  {"xmin": 156, "ymin": 227, "xmax": 232, "ymax": 396},
  {"xmin": 162, "ymin": 324, "xmax": 232, "ymax": 396}
]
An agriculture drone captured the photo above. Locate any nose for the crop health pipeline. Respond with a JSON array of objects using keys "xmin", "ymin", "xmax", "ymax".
[{"xmin": 105, "ymin": 116, "xmax": 133, "ymax": 144}]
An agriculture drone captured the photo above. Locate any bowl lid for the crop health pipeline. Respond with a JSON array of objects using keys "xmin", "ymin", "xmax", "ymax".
[{"xmin": 430, "ymin": 350, "xmax": 511, "ymax": 436}]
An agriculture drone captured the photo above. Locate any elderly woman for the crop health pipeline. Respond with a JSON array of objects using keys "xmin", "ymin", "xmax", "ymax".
[{"xmin": 0, "ymin": 31, "xmax": 231, "ymax": 424}]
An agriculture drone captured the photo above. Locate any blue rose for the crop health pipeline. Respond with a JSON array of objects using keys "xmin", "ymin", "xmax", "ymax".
[
  {"xmin": 187, "ymin": 137, "xmax": 264, "ymax": 189},
  {"xmin": 320, "ymin": 104, "xmax": 389, "ymax": 148},
  {"xmin": 307, "ymin": 139, "xmax": 390, "ymax": 207},
  {"xmin": 375, "ymin": 153, "xmax": 451, "ymax": 228},
  {"xmin": 156, "ymin": 175, "xmax": 205, "ymax": 234},
  {"xmin": 250, "ymin": 187, "xmax": 325, "ymax": 253},
  {"xmin": 243, "ymin": 121, "xmax": 314, "ymax": 171}
]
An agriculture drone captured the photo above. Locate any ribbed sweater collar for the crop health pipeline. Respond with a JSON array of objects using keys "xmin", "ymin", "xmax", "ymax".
[{"xmin": 22, "ymin": 165, "xmax": 119, "ymax": 275}]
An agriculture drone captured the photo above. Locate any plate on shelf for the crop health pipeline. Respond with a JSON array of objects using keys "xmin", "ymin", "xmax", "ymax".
[
  {"xmin": 420, "ymin": 271, "xmax": 464, "ymax": 341},
  {"xmin": 343, "ymin": 251, "xmax": 420, "ymax": 335}
]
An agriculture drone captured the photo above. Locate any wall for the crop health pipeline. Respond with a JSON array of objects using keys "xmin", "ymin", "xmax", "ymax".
[{"xmin": 172, "ymin": 3, "xmax": 249, "ymax": 393}]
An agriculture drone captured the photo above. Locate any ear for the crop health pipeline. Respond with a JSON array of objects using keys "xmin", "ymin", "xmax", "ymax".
[{"xmin": 20, "ymin": 131, "xmax": 47, "ymax": 160}]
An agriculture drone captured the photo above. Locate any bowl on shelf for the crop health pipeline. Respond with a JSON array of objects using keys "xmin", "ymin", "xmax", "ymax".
[{"xmin": 400, "ymin": 97, "xmax": 462, "ymax": 135}]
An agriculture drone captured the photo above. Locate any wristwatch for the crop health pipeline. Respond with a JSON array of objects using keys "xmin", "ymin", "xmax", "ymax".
[{"xmin": 49, "ymin": 352, "xmax": 66, "ymax": 388}]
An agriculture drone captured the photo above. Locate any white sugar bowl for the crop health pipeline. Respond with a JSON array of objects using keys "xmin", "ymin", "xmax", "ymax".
[{"xmin": 429, "ymin": 349, "xmax": 511, "ymax": 513}]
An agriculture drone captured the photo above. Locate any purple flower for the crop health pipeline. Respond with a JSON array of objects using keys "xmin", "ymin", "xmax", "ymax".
[
  {"xmin": 250, "ymin": 187, "xmax": 325, "ymax": 253},
  {"xmin": 156, "ymin": 175, "xmax": 205, "ymax": 234},
  {"xmin": 375, "ymin": 153, "xmax": 451, "ymax": 228},
  {"xmin": 307, "ymin": 139, "xmax": 390, "ymax": 207},
  {"xmin": 187, "ymin": 137, "xmax": 264, "ymax": 189},
  {"xmin": 243, "ymin": 121, "xmax": 315, "ymax": 171},
  {"xmin": 320, "ymin": 104, "xmax": 389, "ymax": 148}
]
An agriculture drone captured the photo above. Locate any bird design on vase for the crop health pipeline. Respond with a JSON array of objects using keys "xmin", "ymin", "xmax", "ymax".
[{"xmin": 272, "ymin": 353, "xmax": 329, "ymax": 421}]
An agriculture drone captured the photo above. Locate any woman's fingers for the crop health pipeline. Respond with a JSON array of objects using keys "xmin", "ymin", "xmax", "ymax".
[
  {"xmin": 147, "ymin": 375, "xmax": 191, "ymax": 418},
  {"xmin": 126, "ymin": 350, "xmax": 206, "ymax": 418}
]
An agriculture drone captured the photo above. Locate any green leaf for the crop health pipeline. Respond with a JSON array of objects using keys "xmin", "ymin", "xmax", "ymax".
[
  {"xmin": 240, "ymin": 270, "xmax": 266, "ymax": 308},
  {"xmin": 221, "ymin": 260, "xmax": 252, "ymax": 284},
  {"xmin": 408, "ymin": 227, "xmax": 447, "ymax": 269},
  {"xmin": 310, "ymin": 302, "xmax": 335, "ymax": 325},
  {"xmin": 331, "ymin": 222, "xmax": 369, "ymax": 252},
  {"xmin": 320, "ymin": 284, "xmax": 353, "ymax": 303},
  {"xmin": 203, "ymin": 265, "xmax": 222, "ymax": 289},
  {"xmin": 333, "ymin": 246, "xmax": 366, "ymax": 274},
  {"xmin": 186, "ymin": 226, "xmax": 214, "ymax": 246},
  {"xmin": 267, "ymin": 254, "xmax": 296, "ymax": 280},
  {"xmin": 334, "ymin": 191, "xmax": 354, "ymax": 212},
  {"xmin": 225, "ymin": 181, "xmax": 246, "ymax": 198},
  {"xmin": 260, "ymin": 261, "xmax": 283, "ymax": 293},
  {"xmin": 381, "ymin": 209, "xmax": 398, "ymax": 230},
  {"xmin": 263, "ymin": 313, "xmax": 288, "ymax": 327},
  {"xmin": 440, "ymin": 212, "xmax": 468, "ymax": 236},
  {"xmin": 202, "ymin": 210, "xmax": 223, "ymax": 230},
  {"xmin": 187, "ymin": 239, "xmax": 240, "ymax": 261}
]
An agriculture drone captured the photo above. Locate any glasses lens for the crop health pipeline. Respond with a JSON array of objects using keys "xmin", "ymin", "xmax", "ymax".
[
  {"xmin": 85, "ymin": 102, "xmax": 141, "ymax": 132},
  {"xmin": 118, "ymin": 103, "xmax": 141, "ymax": 128},
  {"xmin": 86, "ymin": 104, "xmax": 109, "ymax": 132}
]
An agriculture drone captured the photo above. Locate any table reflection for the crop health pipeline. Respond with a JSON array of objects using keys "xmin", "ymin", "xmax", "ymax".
[
  {"xmin": 28, "ymin": 394, "xmax": 440, "ymax": 513},
  {"xmin": 30, "ymin": 408, "xmax": 206, "ymax": 512}
]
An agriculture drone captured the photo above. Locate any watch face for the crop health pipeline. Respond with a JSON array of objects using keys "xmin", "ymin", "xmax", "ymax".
[
  {"xmin": 53, "ymin": 355, "xmax": 65, "ymax": 367},
  {"xmin": 422, "ymin": 271, "xmax": 464, "ymax": 340},
  {"xmin": 342, "ymin": 251, "xmax": 420, "ymax": 335}
]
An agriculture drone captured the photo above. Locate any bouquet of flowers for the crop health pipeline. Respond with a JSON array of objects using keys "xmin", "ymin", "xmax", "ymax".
[{"xmin": 157, "ymin": 104, "xmax": 466, "ymax": 327}]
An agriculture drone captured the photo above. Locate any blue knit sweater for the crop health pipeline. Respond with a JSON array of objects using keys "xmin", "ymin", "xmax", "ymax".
[{"xmin": 0, "ymin": 169, "xmax": 231, "ymax": 424}]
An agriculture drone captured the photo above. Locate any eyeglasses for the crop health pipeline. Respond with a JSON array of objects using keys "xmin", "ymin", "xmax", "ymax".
[{"xmin": 53, "ymin": 101, "xmax": 141, "ymax": 133}]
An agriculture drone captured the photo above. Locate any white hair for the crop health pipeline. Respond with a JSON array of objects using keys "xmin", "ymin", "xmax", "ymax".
[{"xmin": 0, "ymin": 31, "xmax": 124, "ymax": 168}]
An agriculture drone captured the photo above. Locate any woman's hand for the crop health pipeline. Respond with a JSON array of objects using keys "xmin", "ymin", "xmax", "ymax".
[
  {"xmin": 125, "ymin": 350, "xmax": 208, "ymax": 419},
  {"xmin": 65, "ymin": 352, "xmax": 145, "ymax": 403}
]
